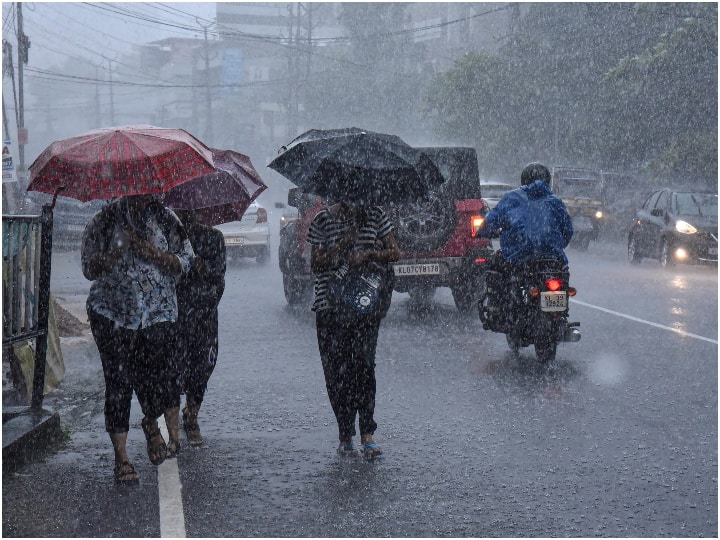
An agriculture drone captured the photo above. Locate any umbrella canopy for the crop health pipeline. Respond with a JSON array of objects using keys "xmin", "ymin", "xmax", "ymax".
[
  {"xmin": 27, "ymin": 125, "xmax": 215, "ymax": 202},
  {"xmin": 162, "ymin": 149, "xmax": 267, "ymax": 226},
  {"xmin": 267, "ymin": 127, "xmax": 445, "ymax": 204}
]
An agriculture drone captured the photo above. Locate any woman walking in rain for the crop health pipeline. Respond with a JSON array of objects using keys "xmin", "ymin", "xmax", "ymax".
[
  {"xmin": 82, "ymin": 194, "xmax": 194, "ymax": 483},
  {"xmin": 308, "ymin": 199, "xmax": 400, "ymax": 459},
  {"xmin": 173, "ymin": 209, "xmax": 226, "ymax": 447}
]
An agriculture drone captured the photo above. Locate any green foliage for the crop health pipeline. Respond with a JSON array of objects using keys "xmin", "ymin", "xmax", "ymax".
[{"xmin": 425, "ymin": 2, "xmax": 718, "ymax": 185}]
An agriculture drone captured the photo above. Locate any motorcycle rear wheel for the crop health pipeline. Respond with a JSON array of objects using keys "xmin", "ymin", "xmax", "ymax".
[{"xmin": 534, "ymin": 341, "xmax": 557, "ymax": 363}]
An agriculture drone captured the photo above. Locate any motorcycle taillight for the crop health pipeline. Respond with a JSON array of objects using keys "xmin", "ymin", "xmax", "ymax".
[{"xmin": 545, "ymin": 277, "xmax": 562, "ymax": 291}]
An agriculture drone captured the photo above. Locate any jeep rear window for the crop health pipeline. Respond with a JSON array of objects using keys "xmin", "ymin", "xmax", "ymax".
[{"xmin": 415, "ymin": 147, "xmax": 482, "ymax": 200}]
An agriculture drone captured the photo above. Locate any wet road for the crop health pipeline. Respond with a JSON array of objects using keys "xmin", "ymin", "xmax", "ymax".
[{"xmin": 3, "ymin": 238, "xmax": 717, "ymax": 537}]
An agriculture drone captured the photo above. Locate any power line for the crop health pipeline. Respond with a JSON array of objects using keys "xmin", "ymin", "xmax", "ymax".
[
  {"xmin": 23, "ymin": 9, "xmax": 186, "ymax": 86},
  {"xmin": 24, "ymin": 66, "xmax": 294, "ymax": 89}
]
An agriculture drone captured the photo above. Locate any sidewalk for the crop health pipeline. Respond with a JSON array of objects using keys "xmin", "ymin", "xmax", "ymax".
[{"xmin": 2, "ymin": 293, "xmax": 93, "ymax": 473}]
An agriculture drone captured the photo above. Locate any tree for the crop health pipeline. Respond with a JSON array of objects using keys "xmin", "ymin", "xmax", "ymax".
[
  {"xmin": 425, "ymin": 51, "xmax": 517, "ymax": 177},
  {"xmin": 424, "ymin": 3, "xmax": 718, "ymax": 186},
  {"xmin": 603, "ymin": 3, "xmax": 717, "ymax": 184}
]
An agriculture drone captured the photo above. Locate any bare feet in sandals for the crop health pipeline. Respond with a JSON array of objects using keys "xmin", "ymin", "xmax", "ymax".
[
  {"xmin": 114, "ymin": 461, "xmax": 139, "ymax": 484},
  {"xmin": 141, "ymin": 417, "xmax": 167, "ymax": 466},
  {"xmin": 337, "ymin": 439, "xmax": 360, "ymax": 458},
  {"xmin": 109, "ymin": 431, "xmax": 139, "ymax": 483},
  {"xmin": 360, "ymin": 435, "xmax": 383, "ymax": 460}
]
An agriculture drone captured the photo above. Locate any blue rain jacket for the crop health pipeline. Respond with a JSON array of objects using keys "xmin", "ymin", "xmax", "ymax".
[{"xmin": 479, "ymin": 180, "xmax": 573, "ymax": 265}]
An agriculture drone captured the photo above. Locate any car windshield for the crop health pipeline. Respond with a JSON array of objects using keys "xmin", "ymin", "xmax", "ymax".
[
  {"xmin": 555, "ymin": 178, "xmax": 604, "ymax": 199},
  {"xmin": 673, "ymin": 192, "xmax": 718, "ymax": 218},
  {"xmin": 482, "ymin": 185, "xmax": 512, "ymax": 199}
]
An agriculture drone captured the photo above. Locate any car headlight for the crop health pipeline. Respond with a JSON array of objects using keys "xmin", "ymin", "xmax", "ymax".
[
  {"xmin": 595, "ymin": 210, "xmax": 603, "ymax": 219},
  {"xmin": 675, "ymin": 220, "xmax": 697, "ymax": 234}
]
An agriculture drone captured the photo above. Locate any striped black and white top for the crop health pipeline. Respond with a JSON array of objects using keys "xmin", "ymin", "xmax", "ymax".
[{"xmin": 307, "ymin": 206, "xmax": 393, "ymax": 312}]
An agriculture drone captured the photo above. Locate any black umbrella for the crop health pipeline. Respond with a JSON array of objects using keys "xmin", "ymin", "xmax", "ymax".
[{"xmin": 267, "ymin": 127, "xmax": 445, "ymax": 204}]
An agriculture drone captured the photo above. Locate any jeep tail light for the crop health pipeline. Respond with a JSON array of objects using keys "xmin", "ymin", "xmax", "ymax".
[
  {"xmin": 471, "ymin": 215, "xmax": 484, "ymax": 237},
  {"xmin": 545, "ymin": 277, "xmax": 562, "ymax": 291},
  {"xmin": 474, "ymin": 257, "xmax": 486, "ymax": 264},
  {"xmin": 256, "ymin": 207, "xmax": 267, "ymax": 223}
]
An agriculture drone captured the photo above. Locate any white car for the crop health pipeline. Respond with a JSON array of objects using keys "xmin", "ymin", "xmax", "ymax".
[
  {"xmin": 480, "ymin": 181, "xmax": 515, "ymax": 209},
  {"xmin": 215, "ymin": 201, "xmax": 270, "ymax": 263}
]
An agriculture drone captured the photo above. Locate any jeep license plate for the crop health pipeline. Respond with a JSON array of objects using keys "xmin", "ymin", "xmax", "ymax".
[
  {"xmin": 225, "ymin": 237, "xmax": 245, "ymax": 246},
  {"xmin": 393, "ymin": 263, "xmax": 441, "ymax": 276},
  {"xmin": 540, "ymin": 291, "xmax": 567, "ymax": 312}
]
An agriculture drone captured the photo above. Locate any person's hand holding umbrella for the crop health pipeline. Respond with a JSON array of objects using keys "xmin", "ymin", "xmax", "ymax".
[{"xmin": 125, "ymin": 226, "xmax": 183, "ymax": 274}]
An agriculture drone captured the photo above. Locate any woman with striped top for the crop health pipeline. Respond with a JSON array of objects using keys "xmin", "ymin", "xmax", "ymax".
[{"xmin": 308, "ymin": 201, "xmax": 400, "ymax": 459}]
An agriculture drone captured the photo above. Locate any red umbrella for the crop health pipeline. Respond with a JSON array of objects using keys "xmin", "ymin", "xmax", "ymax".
[
  {"xmin": 27, "ymin": 125, "xmax": 215, "ymax": 201},
  {"xmin": 162, "ymin": 149, "xmax": 267, "ymax": 226}
]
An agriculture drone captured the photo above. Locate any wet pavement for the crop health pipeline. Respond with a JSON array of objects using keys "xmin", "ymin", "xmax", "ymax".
[{"xmin": 2, "ymin": 241, "xmax": 718, "ymax": 537}]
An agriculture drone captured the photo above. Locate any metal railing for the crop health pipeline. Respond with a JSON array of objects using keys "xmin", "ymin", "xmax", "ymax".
[{"xmin": 2, "ymin": 204, "xmax": 55, "ymax": 409}]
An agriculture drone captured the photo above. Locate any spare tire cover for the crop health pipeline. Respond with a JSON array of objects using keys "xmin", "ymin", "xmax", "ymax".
[{"xmin": 390, "ymin": 191, "xmax": 456, "ymax": 252}]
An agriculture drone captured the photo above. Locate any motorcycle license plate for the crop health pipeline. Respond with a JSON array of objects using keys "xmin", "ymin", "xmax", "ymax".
[{"xmin": 540, "ymin": 291, "xmax": 567, "ymax": 312}]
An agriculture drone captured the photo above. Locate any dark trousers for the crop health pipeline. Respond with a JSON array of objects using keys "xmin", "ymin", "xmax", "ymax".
[
  {"xmin": 316, "ymin": 311, "xmax": 381, "ymax": 441},
  {"xmin": 180, "ymin": 308, "xmax": 218, "ymax": 407},
  {"xmin": 88, "ymin": 308, "xmax": 184, "ymax": 433}
]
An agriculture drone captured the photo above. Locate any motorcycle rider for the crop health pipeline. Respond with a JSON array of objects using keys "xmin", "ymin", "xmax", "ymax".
[{"xmin": 476, "ymin": 162, "xmax": 573, "ymax": 328}]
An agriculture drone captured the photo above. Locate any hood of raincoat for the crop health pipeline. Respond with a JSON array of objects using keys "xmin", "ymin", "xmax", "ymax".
[{"xmin": 522, "ymin": 179, "xmax": 553, "ymax": 200}]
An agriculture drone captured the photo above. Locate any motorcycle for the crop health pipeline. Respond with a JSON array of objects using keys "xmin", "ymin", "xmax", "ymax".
[{"xmin": 479, "ymin": 256, "xmax": 581, "ymax": 363}]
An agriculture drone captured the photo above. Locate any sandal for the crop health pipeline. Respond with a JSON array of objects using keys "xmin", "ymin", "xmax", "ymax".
[
  {"xmin": 141, "ymin": 417, "xmax": 167, "ymax": 466},
  {"xmin": 183, "ymin": 409, "xmax": 203, "ymax": 447},
  {"xmin": 362, "ymin": 441, "xmax": 383, "ymax": 460},
  {"xmin": 337, "ymin": 441, "xmax": 359, "ymax": 458},
  {"xmin": 166, "ymin": 439, "xmax": 181, "ymax": 459},
  {"xmin": 113, "ymin": 461, "xmax": 139, "ymax": 484}
]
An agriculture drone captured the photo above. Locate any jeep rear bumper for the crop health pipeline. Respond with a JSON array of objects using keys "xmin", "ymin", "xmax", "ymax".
[{"xmin": 391, "ymin": 248, "xmax": 492, "ymax": 292}]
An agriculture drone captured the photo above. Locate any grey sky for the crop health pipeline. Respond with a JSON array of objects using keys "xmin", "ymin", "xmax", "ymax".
[{"xmin": 2, "ymin": 2, "xmax": 217, "ymax": 70}]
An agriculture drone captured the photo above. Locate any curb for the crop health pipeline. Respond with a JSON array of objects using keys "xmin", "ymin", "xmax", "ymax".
[{"xmin": 2, "ymin": 406, "xmax": 64, "ymax": 474}]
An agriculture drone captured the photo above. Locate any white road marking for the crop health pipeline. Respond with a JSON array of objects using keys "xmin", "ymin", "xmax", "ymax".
[
  {"xmin": 572, "ymin": 299, "xmax": 718, "ymax": 345},
  {"xmin": 158, "ymin": 415, "xmax": 186, "ymax": 538}
]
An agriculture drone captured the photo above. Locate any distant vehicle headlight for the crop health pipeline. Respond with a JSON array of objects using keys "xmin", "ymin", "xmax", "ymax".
[
  {"xmin": 595, "ymin": 210, "xmax": 603, "ymax": 219},
  {"xmin": 675, "ymin": 220, "xmax": 697, "ymax": 234}
]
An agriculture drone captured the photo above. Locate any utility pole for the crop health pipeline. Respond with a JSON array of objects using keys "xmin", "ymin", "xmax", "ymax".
[
  {"xmin": 2, "ymin": 39, "xmax": 16, "ymax": 136},
  {"xmin": 198, "ymin": 19, "xmax": 214, "ymax": 144},
  {"xmin": 286, "ymin": 3, "xmax": 302, "ymax": 140},
  {"xmin": 94, "ymin": 65, "xmax": 101, "ymax": 128},
  {"xmin": 2, "ymin": 94, "xmax": 9, "ymax": 139},
  {"xmin": 16, "ymin": 2, "xmax": 30, "ymax": 173},
  {"xmin": 104, "ymin": 56, "xmax": 115, "ymax": 125},
  {"xmin": 305, "ymin": 3, "xmax": 313, "ymax": 82}
]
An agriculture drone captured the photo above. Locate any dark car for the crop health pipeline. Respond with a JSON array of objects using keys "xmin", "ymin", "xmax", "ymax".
[{"xmin": 627, "ymin": 188, "xmax": 718, "ymax": 268}]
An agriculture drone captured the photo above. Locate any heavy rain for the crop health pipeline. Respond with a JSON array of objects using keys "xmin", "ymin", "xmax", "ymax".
[{"xmin": 2, "ymin": 2, "xmax": 717, "ymax": 538}]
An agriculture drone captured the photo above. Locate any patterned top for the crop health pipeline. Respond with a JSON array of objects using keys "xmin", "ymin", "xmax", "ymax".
[
  {"xmin": 82, "ymin": 198, "xmax": 194, "ymax": 330},
  {"xmin": 307, "ymin": 206, "xmax": 392, "ymax": 313}
]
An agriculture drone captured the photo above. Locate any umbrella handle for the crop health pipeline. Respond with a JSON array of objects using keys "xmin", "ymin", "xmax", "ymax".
[{"xmin": 50, "ymin": 186, "xmax": 66, "ymax": 210}]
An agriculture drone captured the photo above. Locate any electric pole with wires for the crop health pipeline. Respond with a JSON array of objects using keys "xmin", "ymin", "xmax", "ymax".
[
  {"xmin": 16, "ymin": 2, "xmax": 30, "ymax": 173},
  {"xmin": 197, "ymin": 18, "xmax": 215, "ymax": 144}
]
